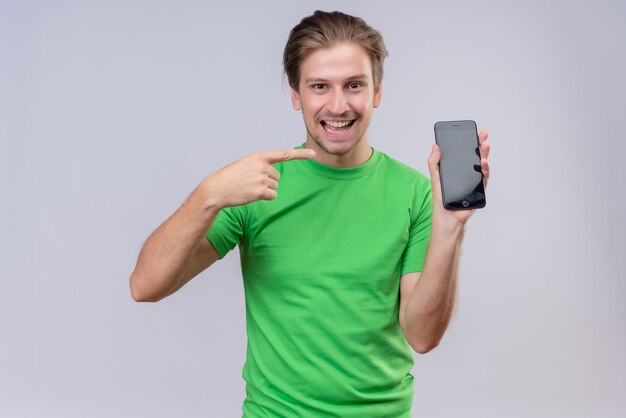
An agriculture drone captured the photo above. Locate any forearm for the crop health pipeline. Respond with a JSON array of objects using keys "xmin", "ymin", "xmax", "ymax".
[
  {"xmin": 129, "ymin": 182, "xmax": 221, "ymax": 302},
  {"xmin": 403, "ymin": 221, "xmax": 465, "ymax": 353}
]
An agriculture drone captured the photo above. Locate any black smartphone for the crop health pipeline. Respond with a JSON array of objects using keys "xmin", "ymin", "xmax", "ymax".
[{"xmin": 434, "ymin": 120, "xmax": 486, "ymax": 210}]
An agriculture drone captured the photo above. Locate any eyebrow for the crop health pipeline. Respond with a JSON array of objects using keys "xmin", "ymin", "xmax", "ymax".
[{"xmin": 304, "ymin": 74, "xmax": 369, "ymax": 84}]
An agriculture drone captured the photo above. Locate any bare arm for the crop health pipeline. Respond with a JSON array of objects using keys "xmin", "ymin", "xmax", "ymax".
[
  {"xmin": 399, "ymin": 130, "xmax": 490, "ymax": 353},
  {"xmin": 129, "ymin": 191, "xmax": 222, "ymax": 302},
  {"xmin": 128, "ymin": 148, "xmax": 316, "ymax": 302},
  {"xmin": 399, "ymin": 224, "xmax": 463, "ymax": 353}
]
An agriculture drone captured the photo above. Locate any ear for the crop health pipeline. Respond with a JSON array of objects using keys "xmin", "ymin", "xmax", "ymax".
[
  {"xmin": 373, "ymin": 82, "xmax": 383, "ymax": 108},
  {"xmin": 291, "ymin": 88, "xmax": 302, "ymax": 111}
]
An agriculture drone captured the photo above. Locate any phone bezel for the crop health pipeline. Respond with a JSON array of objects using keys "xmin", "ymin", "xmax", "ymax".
[{"xmin": 434, "ymin": 120, "xmax": 486, "ymax": 211}]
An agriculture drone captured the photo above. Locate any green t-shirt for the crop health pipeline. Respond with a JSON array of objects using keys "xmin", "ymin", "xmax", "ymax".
[{"xmin": 207, "ymin": 147, "xmax": 432, "ymax": 418}]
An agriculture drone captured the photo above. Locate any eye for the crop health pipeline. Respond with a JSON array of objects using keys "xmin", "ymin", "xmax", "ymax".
[
  {"xmin": 312, "ymin": 83, "xmax": 326, "ymax": 90},
  {"xmin": 348, "ymin": 82, "xmax": 362, "ymax": 89}
]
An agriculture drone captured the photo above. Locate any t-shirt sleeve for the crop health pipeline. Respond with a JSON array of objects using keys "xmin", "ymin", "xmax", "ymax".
[
  {"xmin": 400, "ymin": 179, "xmax": 433, "ymax": 275},
  {"xmin": 205, "ymin": 206, "xmax": 245, "ymax": 259}
]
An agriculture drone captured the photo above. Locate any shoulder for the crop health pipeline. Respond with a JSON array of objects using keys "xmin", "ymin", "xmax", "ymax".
[
  {"xmin": 376, "ymin": 152, "xmax": 433, "ymax": 222},
  {"xmin": 376, "ymin": 151, "xmax": 432, "ymax": 217},
  {"xmin": 377, "ymin": 150, "xmax": 430, "ymax": 186}
]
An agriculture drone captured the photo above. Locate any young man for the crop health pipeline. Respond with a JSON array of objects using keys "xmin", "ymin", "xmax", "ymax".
[{"xmin": 130, "ymin": 10, "xmax": 490, "ymax": 417}]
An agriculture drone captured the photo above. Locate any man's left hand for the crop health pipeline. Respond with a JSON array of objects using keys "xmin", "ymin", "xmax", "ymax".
[{"xmin": 427, "ymin": 129, "xmax": 491, "ymax": 226}]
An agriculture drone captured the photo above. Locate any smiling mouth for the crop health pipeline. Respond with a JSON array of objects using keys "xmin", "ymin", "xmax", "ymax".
[{"xmin": 321, "ymin": 119, "xmax": 356, "ymax": 135}]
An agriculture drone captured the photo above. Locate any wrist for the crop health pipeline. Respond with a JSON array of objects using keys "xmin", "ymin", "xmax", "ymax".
[
  {"xmin": 431, "ymin": 214, "xmax": 466, "ymax": 240},
  {"xmin": 184, "ymin": 178, "xmax": 224, "ymax": 223}
]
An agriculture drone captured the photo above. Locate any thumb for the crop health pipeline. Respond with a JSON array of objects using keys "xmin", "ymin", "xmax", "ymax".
[
  {"xmin": 428, "ymin": 144, "xmax": 443, "ymax": 202},
  {"xmin": 428, "ymin": 144, "xmax": 441, "ymax": 184}
]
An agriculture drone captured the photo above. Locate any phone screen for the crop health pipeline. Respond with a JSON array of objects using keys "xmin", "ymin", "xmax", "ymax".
[{"xmin": 434, "ymin": 120, "xmax": 486, "ymax": 210}]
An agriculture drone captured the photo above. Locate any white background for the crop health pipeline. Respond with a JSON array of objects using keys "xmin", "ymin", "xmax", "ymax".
[{"xmin": 1, "ymin": 0, "xmax": 625, "ymax": 417}]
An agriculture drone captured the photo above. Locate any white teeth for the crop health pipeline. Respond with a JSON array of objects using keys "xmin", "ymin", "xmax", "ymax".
[{"xmin": 326, "ymin": 120, "xmax": 351, "ymax": 128}]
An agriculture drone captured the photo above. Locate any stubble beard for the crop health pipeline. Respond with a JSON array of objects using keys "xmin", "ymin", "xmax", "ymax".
[
  {"xmin": 303, "ymin": 113, "xmax": 369, "ymax": 157},
  {"xmin": 306, "ymin": 126, "xmax": 364, "ymax": 156}
]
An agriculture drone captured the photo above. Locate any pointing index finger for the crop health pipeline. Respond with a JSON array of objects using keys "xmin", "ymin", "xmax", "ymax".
[{"xmin": 260, "ymin": 148, "xmax": 316, "ymax": 164}]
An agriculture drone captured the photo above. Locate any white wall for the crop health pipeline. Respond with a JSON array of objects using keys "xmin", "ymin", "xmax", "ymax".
[{"xmin": 1, "ymin": 0, "xmax": 624, "ymax": 416}]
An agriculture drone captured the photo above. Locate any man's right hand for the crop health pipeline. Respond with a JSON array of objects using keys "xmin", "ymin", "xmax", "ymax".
[
  {"xmin": 200, "ymin": 148, "xmax": 316, "ymax": 209},
  {"xmin": 129, "ymin": 147, "xmax": 315, "ymax": 302}
]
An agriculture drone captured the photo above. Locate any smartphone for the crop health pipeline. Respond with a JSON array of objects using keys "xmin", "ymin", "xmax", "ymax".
[{"xmin": 434, "ymin": 120, "xmax": 486, "ymax": 210}]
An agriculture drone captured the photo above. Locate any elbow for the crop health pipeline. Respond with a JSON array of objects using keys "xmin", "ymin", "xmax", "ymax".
[
  {"xmin": 401, "ymin": 321, "xmax": 442, "ymax": 354},
  {"xmin": 405, "ymin": 333, "xmax": 442, "ymax": 354},
  {"xmin": 129, "ymin": 272, "xmax": 161, "ymax": 303},
  {"xmin": 130, "ymin": 288, "xmax": 154, "ymax": 303},
  {"xmin": 410, "ymin": 340, "xmax": 440, "ymax": 354}
]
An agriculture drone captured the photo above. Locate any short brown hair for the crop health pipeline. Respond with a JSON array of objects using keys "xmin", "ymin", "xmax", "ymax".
[{"xmin": 283, "ymin": 10, "xmax": 388, "ymax": 91}]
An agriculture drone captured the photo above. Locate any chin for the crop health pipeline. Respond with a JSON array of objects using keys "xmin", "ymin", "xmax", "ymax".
[{"xmin": 314, "ymin": 136, "xmax": 361, "ymax": 156}]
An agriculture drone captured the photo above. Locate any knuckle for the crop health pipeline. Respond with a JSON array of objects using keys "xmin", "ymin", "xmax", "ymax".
[
  {"xmin": 264, "ymin": 189, "xmax": 277, "ymax": 200},
  {"xmin": 256, "ymin": 173, "xmax": 267, "ymax": 183},
  {"xmin": 249, "ymin": 160, "xmax": 264, "ymax": 172},
  {"xmin": 253, "ymin": 187, "xmax": 266, "ymax": 200}
]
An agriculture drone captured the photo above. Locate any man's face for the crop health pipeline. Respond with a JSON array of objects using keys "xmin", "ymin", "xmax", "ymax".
[{"xmin": 291, "ymin": 42, "xmax": 382, "ymax": 160}]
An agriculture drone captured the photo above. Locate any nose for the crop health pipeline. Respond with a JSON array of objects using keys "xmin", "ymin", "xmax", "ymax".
[{"xmin": 327, "ymin": 89, "xmax": 350, "ymax": 115}]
